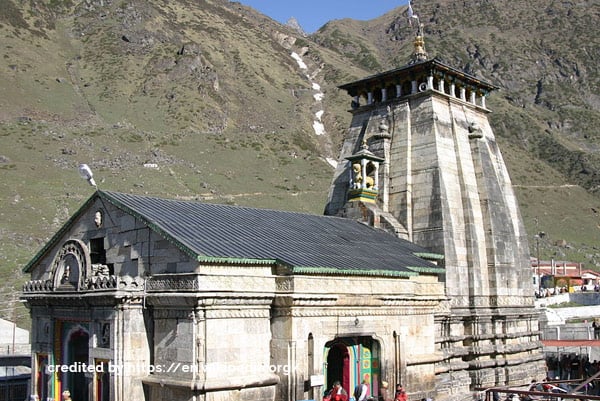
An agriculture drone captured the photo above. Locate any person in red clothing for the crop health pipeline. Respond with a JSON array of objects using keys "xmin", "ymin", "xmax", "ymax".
[
  {"xmin": 394, "ymin": 385, "xmax": 408, "ymax": 401},
  {"xmin": 325, "ymin": 381, "xmax": 348, "ymax": 401}
]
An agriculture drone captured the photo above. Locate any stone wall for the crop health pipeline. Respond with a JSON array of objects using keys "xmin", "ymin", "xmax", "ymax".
[
  {"xmin": 272, "ymin": 273, "xmax": 445, "ymax": 401},
  {"xmin": 143, "ymin": 270, "xmax": 279, "ymax": 400}
]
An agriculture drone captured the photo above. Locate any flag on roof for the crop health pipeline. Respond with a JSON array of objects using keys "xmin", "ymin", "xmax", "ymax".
[{"xmin": 408, "ymin": 1, "xmax": 418, "ymax": 24}]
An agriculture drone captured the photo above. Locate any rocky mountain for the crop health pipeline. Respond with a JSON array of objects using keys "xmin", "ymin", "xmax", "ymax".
[
  {"xmin": 285, "ymin": 17, "xmax": 306, "ymax": 36},
  {"xmin": 1, "ymin": 0, "xmax": 599, "ymax": 325},
  {"xmin": 315, "ymin": 0, "xmax": 600, "ymax": 184}
]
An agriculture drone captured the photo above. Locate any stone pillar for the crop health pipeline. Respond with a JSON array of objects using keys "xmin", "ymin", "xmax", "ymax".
[
  {"xmin": 361, "ymin": 159, "xmax": 367, "ymax": 189},
  {"xmin": 427, "ymin": 75, "xmax": 434, "ymax": 90},
  {"xmin": 411, "ymin": 80, "xmax": 418, "ymax": 94},
  {"xmin": 116, "ymin": 302, "xmax": 150, "ymax": 401},
  {"xmin": 470, "ymin": 91, "xmax": 476, "ymax": 105},
  {"xmin": 382, "ymin": 88, "xmax": 388, "ymax": 102},
  {"xmin": 480, "ymin": 95, "xmax": 486, "ymax": 109},
  {"xmin": 396, "ymin": 84, "xmax": 402, "ymax": 98},
  {"xmin": 368, "ymin": 92, "xmax": 374, "ymax": 105},
  {"xmin": 438, "ymin": 79, "xmax": 445, "ymax": 93},
  {"xmin": 450, "ymin": 82, "xmax": 456, "ymax": 98},
  {"xmin": 460, "ymin": 87, "xmax": 466, "ymax": 101}
]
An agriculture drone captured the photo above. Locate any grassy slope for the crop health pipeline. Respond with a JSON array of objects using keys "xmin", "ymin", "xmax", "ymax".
[
  {"xmin": 1, "ymin": 0, "xmax": 600, "ymax": 327},
  {"xmin": 0, "ymin": 0, "xmax": 338, "ymax": 327},
  {"xmin": 0, "ymin": 121, "xmax": 336, "ymax": 327}
]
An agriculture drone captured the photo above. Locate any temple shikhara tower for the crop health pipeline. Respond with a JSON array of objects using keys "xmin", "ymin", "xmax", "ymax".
[{"xmin": 325, "ymin": 26, "xmax": 545, "ymax": 398}]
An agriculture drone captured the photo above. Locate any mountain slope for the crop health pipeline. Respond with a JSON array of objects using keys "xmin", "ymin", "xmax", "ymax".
[
  {"xmin": 314, "ymin": 0, "xmax": 600, "ymax": 187},
  {"xmin": 0, "ymin": 0, "xmax": 353, "ymax": 324},
  {"xmin": 1, "ymin": 0, "xmax": 600, "ymax": 326},
  {"xmin": 312, "ymin": 0, "xmax": 600, "ymax": 266}
]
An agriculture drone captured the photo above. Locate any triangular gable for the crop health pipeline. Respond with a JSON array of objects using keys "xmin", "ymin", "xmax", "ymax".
[{"xmin": 22, "ymin": 192, "xmax": 99, "ymax": 273}]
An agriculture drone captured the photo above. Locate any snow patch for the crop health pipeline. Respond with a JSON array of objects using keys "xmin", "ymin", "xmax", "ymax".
[
  {"xmin": 292, "ymin": 51, "xmax": 328, "ymax": 137},
  {"xmin": 313, "ymin": 120, "xmax": 326, "ymax": 136},
  {"xmin": 291, "ymin": 52, "xmax": 307, "ymax": 70}
]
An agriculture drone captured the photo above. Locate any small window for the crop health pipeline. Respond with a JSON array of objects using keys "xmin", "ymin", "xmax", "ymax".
[{"xmin": 90, "ymin": 238, "xmax": 106, "ymax": 265}]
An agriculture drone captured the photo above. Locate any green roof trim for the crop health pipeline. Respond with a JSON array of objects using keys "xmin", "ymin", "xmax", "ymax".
[
  {"xmin": 406, "ymin": 266, "xmax": 446, "ymax": 274},
  {"xmin": 197, "ymin": 256, "xmax": 277, "ymax": 265},
  {"xmin": 293, "ymin": 266, "xmax": 418, "ymax": 278},
  {"xmin": 414, "ymin": 252, "xmax": 445, "ymax": 260}
]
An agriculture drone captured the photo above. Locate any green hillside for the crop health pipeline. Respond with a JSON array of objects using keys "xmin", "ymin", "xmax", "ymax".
[{"xmin": 1, "ymin": 0, "xmax": 599, "ymax": 327}]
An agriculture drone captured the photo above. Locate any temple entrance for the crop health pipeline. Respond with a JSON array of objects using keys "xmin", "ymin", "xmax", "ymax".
[
  {"xmin": 326, "ymin": 342, "xmax": 350, "ymax": 392},
  {"xmin": 324, "ymin": 337, "xmax": 381, "ymax": 399},
  {"xmin": 63, "ymin": 325, "xmax": 89, "ymax": 401}
]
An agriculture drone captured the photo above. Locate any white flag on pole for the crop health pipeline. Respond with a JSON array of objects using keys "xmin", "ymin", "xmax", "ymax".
[{"xmin": 408, "ymin": 1, "xmax": 418, "ymax": 20}]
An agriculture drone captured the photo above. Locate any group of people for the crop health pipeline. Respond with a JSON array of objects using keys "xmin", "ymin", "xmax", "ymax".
[
  {"xmin": 546, "ymin": 353, "xmax": 600, "ymax": 383},
  {"xmin": 323, "ymin": 380, "xmax": 410, "ymax": 401},
  {"xmin": 535, "ymin": 284, "xmax": 600, "ymax": 298}
]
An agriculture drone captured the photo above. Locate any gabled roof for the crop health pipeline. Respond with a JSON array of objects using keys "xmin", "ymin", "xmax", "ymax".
[{"xmin": 24, "ymin": 191, "xmax": 444, "ymax": 277}]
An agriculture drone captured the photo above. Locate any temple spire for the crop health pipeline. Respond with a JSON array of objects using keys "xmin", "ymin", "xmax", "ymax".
[{"xmin": 407, "ymin": 1, "xmax": 428, "ymax": 63}]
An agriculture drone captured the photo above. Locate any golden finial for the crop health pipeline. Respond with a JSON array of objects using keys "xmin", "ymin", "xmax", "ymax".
[{"xmin": 411, "ymin": 29, "xmax": 428, "ymax": 62}]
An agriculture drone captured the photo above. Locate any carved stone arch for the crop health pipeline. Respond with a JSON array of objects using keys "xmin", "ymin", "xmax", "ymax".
[{"xmin": 51, "ymin": 239, "xmax": 91, "ymax": 291}]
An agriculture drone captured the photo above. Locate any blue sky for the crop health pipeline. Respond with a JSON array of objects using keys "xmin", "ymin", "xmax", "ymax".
[{"xmin": 236, "ymin": 1, "xmax": 409, "ymax": 33}]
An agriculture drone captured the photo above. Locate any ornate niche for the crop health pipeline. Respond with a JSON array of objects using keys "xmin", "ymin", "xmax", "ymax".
[
  {"xmin": 99, "ymin": 322, "xmax": 111, "ymax": 348},
  {"xmin": 51, "ymin": 239, "xmax": 91, "ymax": 291},
  {"xmin": 346, "ymin": 140, "xmax": 384, "ymax": 203}
]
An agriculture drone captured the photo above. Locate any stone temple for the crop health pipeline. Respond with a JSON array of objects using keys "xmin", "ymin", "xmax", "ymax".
[
  {"xmin": 21, "ymin": 29, "xmax": 544, "ymax": 401},
  {"xmin": 325, "ymin": 30, "xmax": 546, "ymax": 397}
]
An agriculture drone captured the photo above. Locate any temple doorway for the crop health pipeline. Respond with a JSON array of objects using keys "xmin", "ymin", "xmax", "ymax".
[
  {"xmin": 326, "ymin": 342, "xmax": 350, "ymax": 392},
  {"xmin": 63, "ymin": 325, "xmax": 90, "ymax": 401},
  {"xmin": 324, "ymin": 337, "xmax": 381, "ymax": 398}
]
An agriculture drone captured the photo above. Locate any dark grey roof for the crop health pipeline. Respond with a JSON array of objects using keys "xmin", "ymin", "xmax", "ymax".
[
  {"xmin": 23, "ymin": 191, "xmax": 443, "ymax": 277},
  {"xmin": 100, "ymin": 191, "xmax": 441, "ymax": 277}
]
